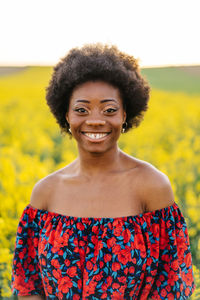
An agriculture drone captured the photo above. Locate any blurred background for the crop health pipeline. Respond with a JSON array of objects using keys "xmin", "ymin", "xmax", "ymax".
[{"xmin": 0, "ymin": 0, "xmax": 200, "ymax": 298}]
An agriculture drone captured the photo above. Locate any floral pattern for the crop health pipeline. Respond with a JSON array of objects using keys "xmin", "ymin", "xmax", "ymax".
[{"xmin": 11, "ymin": 202, "xmax": 196, "ymax": 299}]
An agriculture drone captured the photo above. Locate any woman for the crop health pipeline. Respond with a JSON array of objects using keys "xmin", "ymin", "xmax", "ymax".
[{"xmin": 11, "ymin": 44, "xmax": 196, "ymax": 299}]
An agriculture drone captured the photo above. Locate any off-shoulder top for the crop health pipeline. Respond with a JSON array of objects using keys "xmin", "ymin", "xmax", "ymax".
[{"xmin": 11, "ymin": 201, "xmax": 196, "ymax": 299}]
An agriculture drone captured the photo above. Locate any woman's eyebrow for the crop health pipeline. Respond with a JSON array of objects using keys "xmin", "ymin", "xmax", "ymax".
[{"xmin": 75, "ymin": 99, "xmax": 117, "ymax": 103}]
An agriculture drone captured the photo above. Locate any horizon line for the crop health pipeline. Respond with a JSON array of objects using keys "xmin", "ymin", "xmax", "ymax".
[{"xmin": 0, "ymin": 63, "xmax": 200, "ymax": 69}]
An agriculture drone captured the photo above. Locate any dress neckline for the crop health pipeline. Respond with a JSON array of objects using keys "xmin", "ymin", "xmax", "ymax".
[{"xmin": 27, "ymin": 201, "xmax": 178, "ymax": 221}]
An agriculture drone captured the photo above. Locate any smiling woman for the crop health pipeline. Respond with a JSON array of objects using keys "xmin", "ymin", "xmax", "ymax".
[
  {"xmin": 11, "ymin": 43, "xmax": 196, "ymax": 299},
  {"xmin": 65, "ymin": 80, "xmax": 126, "ymax": 154}
]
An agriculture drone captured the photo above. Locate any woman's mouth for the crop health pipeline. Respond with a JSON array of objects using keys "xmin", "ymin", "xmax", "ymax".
[{"xmin": 81, "ymin": 132, "xmax": 111, "ymax": 141}]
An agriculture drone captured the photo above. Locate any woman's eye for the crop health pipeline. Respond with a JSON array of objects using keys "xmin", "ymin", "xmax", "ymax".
[
  {"xmin": 105, "ymin": 108, "xmax": 117, "ymax": 113},
  {"xmin": 74, "ymin": 108, "xmax": 87, "ymax": 113}
]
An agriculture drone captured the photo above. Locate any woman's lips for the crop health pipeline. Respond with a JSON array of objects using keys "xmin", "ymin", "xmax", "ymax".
[{"xmin": 81, "ymin": 132, "xmax": 111, "ymax": 142}]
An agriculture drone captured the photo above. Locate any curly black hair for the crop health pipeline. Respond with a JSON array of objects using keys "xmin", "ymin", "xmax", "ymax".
[{"xmin": 46, "ymin": 43, "xmax": 150, "ymax": 136}]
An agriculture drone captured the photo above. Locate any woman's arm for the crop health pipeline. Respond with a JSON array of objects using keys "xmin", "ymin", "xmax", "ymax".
[{"xmin": 18, "ymin": 296, "xmax": 46, "ymax": 300}]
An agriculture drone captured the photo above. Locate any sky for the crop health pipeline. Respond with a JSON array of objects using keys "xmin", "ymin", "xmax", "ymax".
[{"xmin": 0, "ymin": 0, "xmax": 200, "ymax": 67}]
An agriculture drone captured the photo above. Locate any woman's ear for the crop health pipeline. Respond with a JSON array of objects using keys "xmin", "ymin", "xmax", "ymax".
[
  {"xmin": 123, "ymin": 111, "xmax": 127, "ymax": 123},
  {"xmin": 65, "ymin": 113, "xmax": 69, "ymax": 123}
]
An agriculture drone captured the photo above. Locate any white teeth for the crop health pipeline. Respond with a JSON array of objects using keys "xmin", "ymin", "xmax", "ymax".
[{"xmin": 84, "ymin": 133, "xmax": 109, "ymax": 139}]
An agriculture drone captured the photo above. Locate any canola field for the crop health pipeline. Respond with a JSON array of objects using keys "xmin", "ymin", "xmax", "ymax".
[{"xmin": 0, "ymin": 66, "xmax": 200, "ymax": 298}]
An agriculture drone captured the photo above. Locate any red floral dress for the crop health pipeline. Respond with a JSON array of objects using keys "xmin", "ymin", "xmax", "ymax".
[{"xmin": 11, "ymin": 202, "xmax": 196, "ymax": 299}]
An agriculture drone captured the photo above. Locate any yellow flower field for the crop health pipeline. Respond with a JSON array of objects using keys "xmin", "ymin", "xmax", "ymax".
[{"xmin": 0, "ymin": 67, "xmax": 199, "ymax": 298}]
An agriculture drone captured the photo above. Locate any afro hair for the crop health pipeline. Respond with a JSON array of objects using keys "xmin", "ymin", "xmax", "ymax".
[{"xmin": 46, "ymin": 43, "xmax": 150, "ymax": 136}]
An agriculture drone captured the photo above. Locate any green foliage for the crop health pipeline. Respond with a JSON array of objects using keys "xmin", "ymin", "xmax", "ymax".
[
  {"xmin": 142, "ymin": 65, "xmax": 200, "ymax": 95},
  {"xmin": 0, "ymin": 66, "xmax": 199, "ymax": 298}
]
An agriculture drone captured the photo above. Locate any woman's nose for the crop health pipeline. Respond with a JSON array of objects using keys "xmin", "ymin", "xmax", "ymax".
[{"xmin": 85, "ymin": 119, "xmax": 106, "ymax": 126}]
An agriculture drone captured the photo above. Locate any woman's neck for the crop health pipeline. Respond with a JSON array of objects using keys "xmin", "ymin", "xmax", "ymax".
[{"xmin": 76, "ymin": 145, "xmax": 123, "ymax": 178}]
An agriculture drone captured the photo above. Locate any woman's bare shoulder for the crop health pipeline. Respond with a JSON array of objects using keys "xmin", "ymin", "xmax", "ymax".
[
  {"xmin": 130, "ymin": 158, "xmax": 175, "ymax": 212},
  {"xmin": 29, "ymin": 173, "xmax": 57, "ymax": 210},
  {"xmin": 29, "ymin": 160, "xmax": 77, "ymax": 210}
]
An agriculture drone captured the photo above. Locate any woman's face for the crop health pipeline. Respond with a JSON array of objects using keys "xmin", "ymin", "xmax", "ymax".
[{"xmin": 66, "ymin": 80, "xmax": 126, "ymax": 154}]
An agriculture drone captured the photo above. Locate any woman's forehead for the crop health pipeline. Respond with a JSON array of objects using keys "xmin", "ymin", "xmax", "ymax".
[{"xmin": 70, "ymin": 80, "xmax": 123, "ymax": 103}]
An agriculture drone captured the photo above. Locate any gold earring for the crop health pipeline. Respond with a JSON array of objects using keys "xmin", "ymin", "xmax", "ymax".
[
  {"xmin": 121, "ymin": 122, "xmax": 127, "ymax": 133},
  {"xmin": 68, "ymin": 123, "xmax": 71, "ymax": 133}
]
